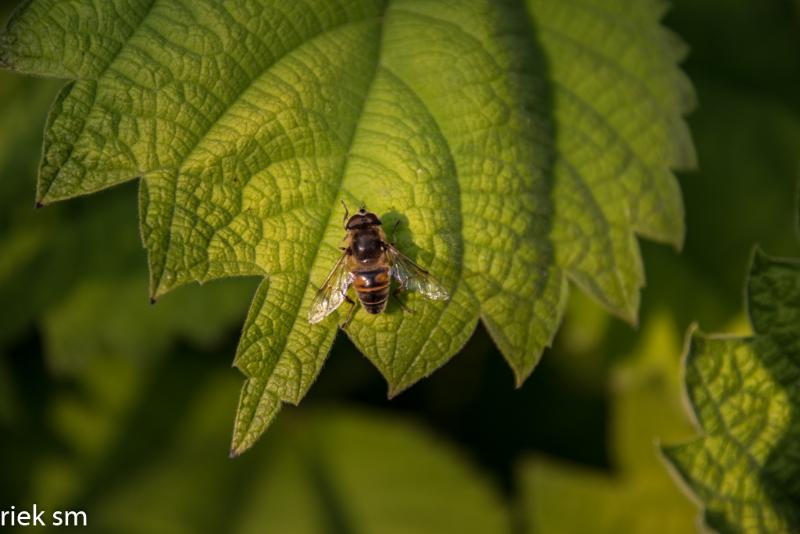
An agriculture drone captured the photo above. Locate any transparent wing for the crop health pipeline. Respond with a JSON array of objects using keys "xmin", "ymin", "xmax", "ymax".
[
  {"xmin": 308, "ymin": 253, "xmax": 354, "ymax": 324},
  {"xmin": 386, "ymin": 244, "xmax": 449, "ymax": 301}
]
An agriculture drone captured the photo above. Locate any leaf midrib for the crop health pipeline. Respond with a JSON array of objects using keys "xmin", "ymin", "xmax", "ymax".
[
  {"xmin": 234, "ymin": 5, "xmax": 390, "ymax": 406},
  {"xmin": 376, "ymin": 66, "xmax": 466, "ymax": 392},
  {"xmin": 150, "ymin": 13, "xmax": 385, "ymax": 297}
]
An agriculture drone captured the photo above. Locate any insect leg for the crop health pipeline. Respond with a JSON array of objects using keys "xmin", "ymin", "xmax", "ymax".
[
  {"xmin": 390, "ymin": 220, "xmax": 401, "ymax": 243},
  {"xmin": 393, "ymin": 285, "xmax": 414, "ymax": 314},
  {"xmin": 341, "ymin": 200, "xmax": 350, "ymax": 227},
  {"xmin": 340, "ymin": 295, "xmax": 358, "ymax": 329}
]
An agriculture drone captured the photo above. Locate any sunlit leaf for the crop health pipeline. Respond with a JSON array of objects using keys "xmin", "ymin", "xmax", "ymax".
[{"xmin": 0, "ymin": 0, "xmax": 692, "ymax": 452}]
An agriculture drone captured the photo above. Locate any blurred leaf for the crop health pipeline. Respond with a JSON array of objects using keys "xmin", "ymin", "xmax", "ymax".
[
  {"xmin": 25, "ymin": 345, "xmax": 509, "ymax": 534},
  {"xmin": 0, "ymin": 70, "xmax": 61, "ymax": 343},
  {"xmin": 520, "ymin": 314, "xmax": 698, "ymax": 534},
  {"xmin": 28, "ymin": 355, "xmax": 151, "ymax": 510},
  {"xmin": 546, "ymin": 290, "xmax": 614, "ymax": 392},
  {"xmin": 289, "ymin": 412, "xmax": 510, "ymax": 534},
  {"xmin": 43, "ymin": 275, "xmax": 254, "ymax": 374},
  {"xmin": 663, "ymin": 250, "xmax": 800, "ymax": 533},
  {"xmin": 0, "ymin": 184, "xmax": 254, "ymax": 372},
  {"xmin": 100, "ymin": 408, "xmax": 511, "ymax": 534},
  {"xmin": 0, "ymin": 0, "xmax": 693, "ymax": 455}
]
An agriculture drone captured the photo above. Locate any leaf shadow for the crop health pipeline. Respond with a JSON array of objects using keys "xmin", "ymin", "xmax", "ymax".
[{"xmin": 379, "ymin": 209, "xmax": 411, "ymax": 315}]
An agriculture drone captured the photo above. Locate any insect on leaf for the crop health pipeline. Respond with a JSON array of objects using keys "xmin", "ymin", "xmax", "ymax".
[{"xmin": 0, "ymin": 0, "xmax": 693, "ymax": 454}]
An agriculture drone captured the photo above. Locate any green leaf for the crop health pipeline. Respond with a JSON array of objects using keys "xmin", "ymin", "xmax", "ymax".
[
  {"xmin": 0, "ymin": 0, "xmax": 692, "ymax": 453},
  {"xmin": 662, "ymin": 249, "xmax": 800, "ymax": 533},
  {"xmin": 520, "ymin": 314, "xmax": 698, "ymax": 533}
]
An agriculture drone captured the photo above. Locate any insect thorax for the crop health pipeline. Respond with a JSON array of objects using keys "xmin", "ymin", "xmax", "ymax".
[{"xmin": 349, "ymin": 227, "xmax": 384, "ymax": 262}]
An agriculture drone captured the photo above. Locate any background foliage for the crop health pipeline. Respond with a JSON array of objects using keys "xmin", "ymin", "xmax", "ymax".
[{"xmin": 0, "ymin": 0, "xmax": 799, "ymax": 532}]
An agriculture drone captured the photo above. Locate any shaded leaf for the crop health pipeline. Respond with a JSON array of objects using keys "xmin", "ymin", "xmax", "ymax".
[
  {"xmin": 537, "ymin": 0, "xmax": 695, "ymax": 321},
  {"xmin": 663, "ymin": 250, "xmax": 800, "ymax": 533}
]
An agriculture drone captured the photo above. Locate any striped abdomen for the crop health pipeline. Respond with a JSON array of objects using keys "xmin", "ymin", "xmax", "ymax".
[{"xmin": 353, "ymin": 267, "xmax": 390, "ymax": 314}]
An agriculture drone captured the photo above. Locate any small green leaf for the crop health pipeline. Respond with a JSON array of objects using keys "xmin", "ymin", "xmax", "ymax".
[
  {"xmin": 0, "ymin": 0, "xmax": 693, "ymax": 452},
  {"xmin": 663, "ymin": 249, "xmax": 800, "ymax": 534}
]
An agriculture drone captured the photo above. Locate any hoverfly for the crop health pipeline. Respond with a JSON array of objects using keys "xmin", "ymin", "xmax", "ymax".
[{"xmin": 308, "ymin": 202, "xmax": 449, "ymax": 327}]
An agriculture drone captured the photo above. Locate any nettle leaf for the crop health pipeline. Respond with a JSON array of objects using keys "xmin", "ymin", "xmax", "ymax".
[
  {"xmin": 0, "ymin": 0, "xmax": 693, "ymax": 453},
  {"xmin": 663, "ymin": 250, "xmax": 800, "ymax": 533}
]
